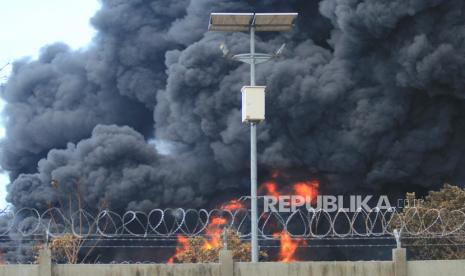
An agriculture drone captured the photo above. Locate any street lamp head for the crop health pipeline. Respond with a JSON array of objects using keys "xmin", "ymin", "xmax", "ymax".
[
  {"xmin": 274, "ymin": 43, "xmax": 286, "ymax": 57},
  {"xmin": 219, "ymin": 43, "xmax": 231, "ymax": 58}
]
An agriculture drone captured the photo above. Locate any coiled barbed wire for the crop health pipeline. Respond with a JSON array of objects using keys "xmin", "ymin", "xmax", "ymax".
[{"xmin": 0, "ymin": 207, "xmax": 464, "ymax": 239}]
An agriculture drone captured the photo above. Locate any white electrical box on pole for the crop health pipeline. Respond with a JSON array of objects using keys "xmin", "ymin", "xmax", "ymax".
[{"xmin": 241, "ymin": 86, "xmax": 266, "ymax": 123}]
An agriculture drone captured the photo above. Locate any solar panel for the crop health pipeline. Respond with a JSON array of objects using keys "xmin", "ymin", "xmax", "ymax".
[
  {"xmin": 254, "ymin": 13, "xmax": 298, "ymax": 31},
  {"xmin": 209, "ymin": 13, "xmax": 298, "ymax": 32},
  {"xmin": 209, "ymin": 13, "xmax": 254, "ymax": 32}
]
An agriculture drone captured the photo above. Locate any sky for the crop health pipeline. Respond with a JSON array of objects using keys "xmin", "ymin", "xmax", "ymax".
[{"xmin": 0, "ymin": 0, "xmax": 100, "ymax": 208}]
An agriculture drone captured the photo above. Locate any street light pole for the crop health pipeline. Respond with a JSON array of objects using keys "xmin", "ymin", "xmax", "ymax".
[
  {"xmin": 249, "ymin": 24, "xmax": 259, "ymax": 263},
  {"xmin": 208, "ymin": 13, "xmax": 297, "ymax": 262},
  {"xmin": 250, "ymin": 26, "xmax": 256, "ymax": 86}
]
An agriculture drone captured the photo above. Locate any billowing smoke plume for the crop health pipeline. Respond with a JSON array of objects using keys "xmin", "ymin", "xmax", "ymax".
[{"xmin": 2, "ymin": 0, "xmax": 465, "ymax": 215}]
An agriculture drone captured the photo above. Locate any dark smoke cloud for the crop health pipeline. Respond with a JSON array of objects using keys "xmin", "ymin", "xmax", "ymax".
[
  {"xmin": 2, "ymin": 0, "xmax": 465, "ymax": 223},
  {"xmin": 7, "ymin": 125, "xmax": 207, "ymax": 211},
  {"xmin": 1, "ymin": 43, "xmax": 153, "ymax": 179},
  {"xmin": 155, "ymin": 0, "xmax": 465, "ymax": 198}
]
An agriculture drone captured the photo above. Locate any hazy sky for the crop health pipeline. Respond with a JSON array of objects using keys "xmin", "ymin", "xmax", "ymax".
[{"xmin": 0, "ymin": 0, "xmax": 100, "ymax": 208}]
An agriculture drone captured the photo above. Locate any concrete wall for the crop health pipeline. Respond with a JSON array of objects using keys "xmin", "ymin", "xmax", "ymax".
[
  {"xmin": 0, "ymin": 264, "xmax": 38, "ymax": 276},
  {"xmin": 235, "ymin": 261, "xmax": 394, "ymax": 276},
  {"xmin": 53, "ymin": 263, "xmax": 220, "ymax": 276},
  {"xmin": 0, "ymin": 249, "xmax": 464, "ymax": 276},
  {"xmin": 408, "ymin": 260, "xmax": 465, "ymax": 276}
]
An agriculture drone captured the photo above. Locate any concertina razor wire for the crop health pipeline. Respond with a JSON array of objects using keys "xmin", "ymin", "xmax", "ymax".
[{"xmin": 0, "ymin": 207, "xmax": 464, "ymax": 239}]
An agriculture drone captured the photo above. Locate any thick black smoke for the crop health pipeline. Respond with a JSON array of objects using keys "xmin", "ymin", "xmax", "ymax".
[
  {"xmin": 7, "ymin": 125, "xmax": 207, "ymax": 211},
  {"xmin": 2, "ymin": 0, "xmax": 465, "ymax": 222}
]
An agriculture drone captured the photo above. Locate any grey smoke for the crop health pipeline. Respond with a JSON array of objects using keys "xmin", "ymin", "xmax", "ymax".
[
  {"xmin": 7, "ymin": 124, "xmax": 208, "ymax": 211},
  {"xmin": 1, "ymin": 0, "xmax": 465, "ymax": 229}
]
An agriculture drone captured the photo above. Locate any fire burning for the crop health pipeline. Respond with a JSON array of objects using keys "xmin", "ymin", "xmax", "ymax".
[
  {"xmin": 168, "ymin": 172, "xmax": 319, "ymax": 263},
  {"xmin": 167, "ymin": 235, "xmax": 189, "ymax": 264},
  {"xmin": 260, "ymin": 177, "xmax": 318, "ymax": 262},
  {"xmin": 168, "ymin": 199, "xmax": 236, "ymax": 263},
  {"xmin": 293, "ymin": 180, "xmax": 319, "ymax": 204},
  {"xmin": 203, "ymin": 217, "xmax": 227, "ymax": 250},
  {"xmin": 262, "ymin": 181, "xmax": 281, "ymax": 197},
  {"xmin": 221, "ymin": 199, "xmax": 245, "ymax": 211},
  {"xmin": 260, "ymin": 179, "xmax": 319, "ymax": 205},
  {"xmin": 168, "ymin": 216, "xmax": 228, "ymax": 263},
  {"xmin": 273, "ymin": 232, "xmax": 307, "ymax": 262}
]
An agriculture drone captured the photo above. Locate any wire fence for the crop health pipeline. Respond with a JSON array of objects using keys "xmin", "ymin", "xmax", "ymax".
[
  {"xmin": 0, "ymin": 206, "xmax": 464, "ymax": 264},
  {"xmin": 0, "ymin": 207, "xmax": 464, "ymax": 239}
]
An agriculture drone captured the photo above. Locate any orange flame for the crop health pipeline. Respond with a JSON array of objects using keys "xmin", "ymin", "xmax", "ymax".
[
  {"xmin": 273, "ymin": 232, "xmax": 306, "ymax": 262},
  {"xmin": 203, "ymin": 217, "xmax": 227, "ymax": 250},
  {"xmin": 293, "ymin": 180, "xmax": 319, "ymax": 203},
  {"xmin": 168, "ymin": 172, "xmax": 319, "ymax": 263},
  {"xmin": 261, "ymin": 181, "xmax": 281, "ymax": 197},
  {"xmin": 222, "ymin": 199, "xmax": 244, "ymax": 211},
  {"xmin": 260, "ymin": 178, "xmax": 320, "ymax": 207},
  {"xmin": 168, "ymin": 198, "xmax": 238, "ymax": 263},
  {"xmin": 167, "ymin": 235, "xmax": 189, "ymax": 263},
  {"xmin": 168, "ymin": 217, "xmax": 227, "ymax": 262}
]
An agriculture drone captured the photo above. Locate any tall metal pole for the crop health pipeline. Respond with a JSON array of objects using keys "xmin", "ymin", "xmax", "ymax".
[
  {"xmin": 209, "ymin": 11, "xmax": 297, "ymax": 264},
  {"xmin": 250, "ymin": 26, "xmax": 256, "ymax": 86},
  {"xmin": 250, "ymin": 26, "xmax": 258, "ymax": 263}
]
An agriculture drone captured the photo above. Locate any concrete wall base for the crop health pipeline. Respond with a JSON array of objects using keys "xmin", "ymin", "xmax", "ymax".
[
  {"xmin": 38, "ymin": 248, "xmax": 52, "ymax": 276},
  {"xmin": 393, "ymin": 248, "xmax": 407, "ymax": 276},
  {"xmin": 2, "ymin": 246, "xmax": 458, "ymax": 276},
  {"xmin": 219, "ymin": 250, "xmax": 233, "ymax": 276}
]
